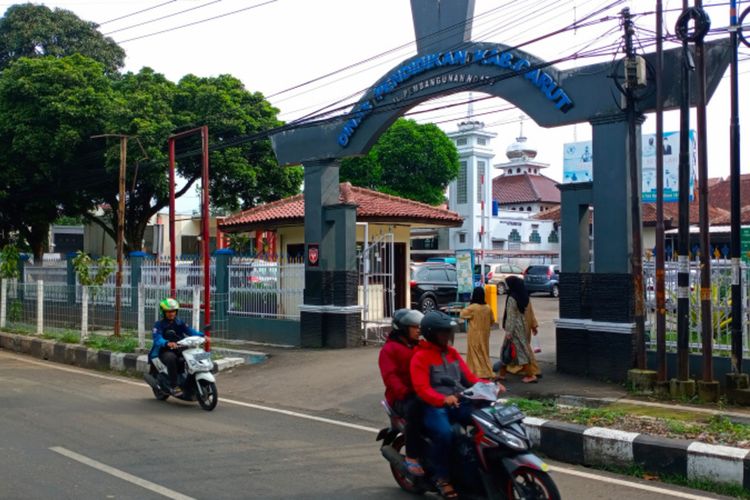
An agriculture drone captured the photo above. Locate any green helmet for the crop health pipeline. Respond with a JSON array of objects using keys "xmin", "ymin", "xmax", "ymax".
[{"xmin": 159, "ymin": 297, "xmax": 180, "ymax": 313}]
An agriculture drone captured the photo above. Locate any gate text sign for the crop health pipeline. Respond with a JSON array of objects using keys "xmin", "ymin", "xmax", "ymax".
[{"xmin": 338, "ymin": 48, "xmax": 575, "ymax": 147}]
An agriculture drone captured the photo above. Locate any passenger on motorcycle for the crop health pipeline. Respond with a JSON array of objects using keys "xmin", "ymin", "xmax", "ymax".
[
  {"xmin": 378, "ymin": 308, "xmax": 425, "ymax": 476},
  {"xmin": 148, "ymin": 298, "xmax": 204, "ymax": 396},
  {"xmin": 410, "ymin": 311, "xmax": 503, "ymax": 499}
]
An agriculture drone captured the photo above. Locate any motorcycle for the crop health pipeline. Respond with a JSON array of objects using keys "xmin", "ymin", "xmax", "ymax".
[
  {"xmin": 377, "ymin": 380, "xmax": 560, "ymax": 499},
  {"xmin": 143, "ymin": 336, "xmax": 218, "ymax": 411}
]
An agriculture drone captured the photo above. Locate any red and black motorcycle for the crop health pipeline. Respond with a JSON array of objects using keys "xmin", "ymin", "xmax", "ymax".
[{"xmin": 377, "ymin": 381, "xmax": 560, "ymax": 499}]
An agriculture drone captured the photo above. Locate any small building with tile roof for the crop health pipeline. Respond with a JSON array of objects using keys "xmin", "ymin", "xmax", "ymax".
[{"xmin": 220, "ymin": 182, "xmax": 463, "ymax": 311}]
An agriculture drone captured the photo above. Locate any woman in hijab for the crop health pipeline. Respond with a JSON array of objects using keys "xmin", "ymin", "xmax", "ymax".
[
  {"xmin": 497, "ymin": 276, "xmax": 538, "ymax": 383},
  {"xmin": 460, "ymin": 286, "xmax": 494, "ymax": 378}
]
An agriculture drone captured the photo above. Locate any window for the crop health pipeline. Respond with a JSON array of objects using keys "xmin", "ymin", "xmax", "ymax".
[
  {"xmin": 456, "ymin": 137, "xmax": 467, "ymax": 146},
  {"xmin": 427, "ymin": 269, "xmax": 449, "ymax": 281},
  {"xmin": 511, "ymin": 265, "xmax": 524, "ymax": 273},
  {"xmin": 507, "ymin": 169, "xmax": 512, "ymax": 175},
  {"xmin": 508, "ymin": 229, "xmax": 521, "ymax": 242},
  {"xmin": 458, "ymin": 233, "xmax": 466, "ymax": 243},
  {"xmin": 446, "ymin": 269, "xmax": 457, "ymax": 282},
  {"xmin": 500, "ymin": 264, "xmax": 511, "ymax": 273},
  {"xmin": 529, "ymin": 230, "xmax": 541, "ymax": 244},
  {"xmin": 516, "ymin": 168, "xmax": 521, "ymax": 173},
  {"xmin": 527, "ymin": 206, "xmax": 532, "ymax": 212},
  {"xmin": 457, "ymin": 161, "xmax": 468, "ymax": 204},
  {"xmin": 476, "ymin": 160, "xmax": 486, "ymax": 203},
  {"xmin": 477, "ymin": 137, "xmax": 487, "ymax": 145},
  {"xmin": 548, "ymin": 230, "xmax": 559, "ymax": 243}
]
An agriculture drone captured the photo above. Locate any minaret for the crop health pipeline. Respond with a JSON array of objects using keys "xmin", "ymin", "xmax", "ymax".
[{"xmin": 446, "ymin": 100, "xmax": 497, "ymax": 251}]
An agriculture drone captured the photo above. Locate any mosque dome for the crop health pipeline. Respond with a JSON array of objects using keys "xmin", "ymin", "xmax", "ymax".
[{"xmin": 506, "ymin": 135, "xmax": 537, "ymax": 161}]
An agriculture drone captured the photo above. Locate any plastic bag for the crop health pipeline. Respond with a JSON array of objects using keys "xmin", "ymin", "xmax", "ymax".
[
  {"xmin": 501, "ymin": 337, "xmax": 516, "ymax": 365},
  {"xmin": 532, "ymin": 335, "xmax": 542, "ymax": 354}
]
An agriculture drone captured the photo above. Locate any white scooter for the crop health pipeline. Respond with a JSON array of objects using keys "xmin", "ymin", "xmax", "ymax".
[{"xmin": 143, "ymin": 336, "xmax": 218, "ymax": 411}]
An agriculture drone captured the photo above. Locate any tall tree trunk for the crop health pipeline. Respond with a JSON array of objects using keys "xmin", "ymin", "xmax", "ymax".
[{"xmin": 28, "ymin": 222, "xmax": 49, "ymax": 261}]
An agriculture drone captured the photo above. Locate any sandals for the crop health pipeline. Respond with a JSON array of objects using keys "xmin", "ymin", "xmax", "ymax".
[
  {"xmin": 404, "ymin": 457, "xmax": 424, "ymax": 477},
  {"xmin": 522, "ymin": 376, "xmax": 538, "ymax": 384},
  {"xmin": 436, "ymin": 479, "xmax": 459, "ymax": 499}
]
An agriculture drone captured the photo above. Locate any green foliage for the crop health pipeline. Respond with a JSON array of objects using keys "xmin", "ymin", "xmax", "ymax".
[
  {"xmin": 54, "ymin": 215, "xmax": 84, "ymax": 226},
  {"xmin": 85, "ymin": 333, "xmax": 138, "ymax": 353},
  {"xmin": 340, "ymin": 118, "xmax": 459, "ymax": 205},
  {"xmin": 0, "ymin": 4, "xmax": 125, "ymax": 73},
  {"xmin": 71, "ymin": 251, "xmax": 115, "ymax": 286},
  {"xmin": 8, "ymin": 299, "xmax": 22, "ymax": 322},
  {"xmin": 0, "ymin": 244, "xmax": 20, "ymax": 279},
  {"xmin": 228, "ymin": 234, "xmax": 252, "ymax": 255}
]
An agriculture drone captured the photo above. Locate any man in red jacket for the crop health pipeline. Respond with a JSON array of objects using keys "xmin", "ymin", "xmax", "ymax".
[
  {"xmin": 378, "ymin": 308, "xmax": 425, "ymax": 476},
  {"xmin": 410, "ymin": 311, "xmax": 503, "ymax": 499}
]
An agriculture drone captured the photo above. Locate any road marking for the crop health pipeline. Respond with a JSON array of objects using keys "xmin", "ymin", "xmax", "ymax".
[
  {"xmin": 546, "ymin": 465, "xmax": 714, "ymax": 500},
  {"xmin": 50, "ymin": 447, "xmax": 195, "ymax": 500},
  {"xmin": 6, "ymin": 353, "xmax": 725, "ymax": 499}
]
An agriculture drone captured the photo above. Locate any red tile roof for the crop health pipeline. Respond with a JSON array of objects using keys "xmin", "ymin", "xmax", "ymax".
[
  {"xmin": 535, "ymin": 202, "xmax": 730, "ymax": 227},
  {"xmin": 707, "ymin": 174, "xmax": 750, "ymax": 212},
  {"xmin": 492, "ymin": 173, "xmax": 561, "ymax": 205},
  {"xmin": 220, "ymin": 183, "xmax": 463, "ymax": 232}
]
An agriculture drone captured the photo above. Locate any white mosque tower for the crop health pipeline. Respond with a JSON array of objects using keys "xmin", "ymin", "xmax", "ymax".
[{"xmin": 446, "ymin": 98, "xmax": 497, "ymax": 251}]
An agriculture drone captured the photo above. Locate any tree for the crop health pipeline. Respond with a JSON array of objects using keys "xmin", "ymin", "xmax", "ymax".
[
  {"xmin": 87, "ymin": 71, "xmax": 303, "ymax": 252},
  {"xmin": 340, "ymin": 118, "xmax": 459, "ymax": 205},
  {"xmin": 0, "ymin": 55, "xmax": 114, "ymax": 259},
  {"xmin": 0, "ymin": 4, "xmax": 125, "ymax": 73}
]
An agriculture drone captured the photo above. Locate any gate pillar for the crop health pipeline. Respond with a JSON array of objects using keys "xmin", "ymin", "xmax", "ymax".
[
  {"xmin": 556, "ymin": 114, "xmax": 643, "ymax": 382},
  {"xmin": 299, "ymin": 160, "xmax": 362, "ymax": 348}
]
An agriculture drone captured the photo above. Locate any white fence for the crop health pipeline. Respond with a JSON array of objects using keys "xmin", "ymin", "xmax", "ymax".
[
  {"xmin": 228, "ymin": 261, "xmax": 304, "ymax": 320},
  {"xmin": 643, "ymin": 260, "xmax": 750, "ymax": 356}
]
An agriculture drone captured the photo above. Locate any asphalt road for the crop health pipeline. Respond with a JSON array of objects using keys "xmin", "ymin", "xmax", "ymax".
[{"xmin": 0, "ymin": 351, "xmax": 732, "ymax": 500}]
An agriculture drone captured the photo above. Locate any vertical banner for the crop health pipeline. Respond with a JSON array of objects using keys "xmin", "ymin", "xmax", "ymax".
[
  {"xmin": 455, "ymin": 250, "xmax": 474, "ymax": 295},
  {"xmin": 562, "ymin": 141, "xmax": 593, "ymax": 183}
]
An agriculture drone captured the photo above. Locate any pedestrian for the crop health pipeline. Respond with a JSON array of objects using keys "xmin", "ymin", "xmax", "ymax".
[
  {"xmin": 505, "ymin": 284, "xmax": 542, "ymax": 379},
  {"xmin": 460, "ymin": 286, "xmax": 494, "ymax": 379},
  {"xmin": 497, "ymin": 276, "xmax": 538, "ymax": 383}
]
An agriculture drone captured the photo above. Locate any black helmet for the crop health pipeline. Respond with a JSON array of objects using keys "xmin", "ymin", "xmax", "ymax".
[
  {"xmin": 392, "ymin": 308, "xmax": 424, "ymax": 333},
  {"xmin": 420, "ymin": 311, "xmax": 458, "ymax": 344}
]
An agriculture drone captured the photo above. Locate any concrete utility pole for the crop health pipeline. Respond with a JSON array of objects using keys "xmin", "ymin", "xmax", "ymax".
[
  {"xmin": 655, "ymin": 0, "xmax": 668, "ymax": 390},
  {"xmin": 692, "ymin": 0, "xmax": 719, "ymax": 402},
  {"xmin": 622, "ymin": 8, "xmax": 647, "ymax": 371},
  {"xmin": 92, "ymin": 134, "xmax": 129, "ymax": 337}
]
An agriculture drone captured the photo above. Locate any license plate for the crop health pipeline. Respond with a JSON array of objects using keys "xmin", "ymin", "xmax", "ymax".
[{"xmin": 193, "ymin": 352, "xmax": 211, "ymax": 361}]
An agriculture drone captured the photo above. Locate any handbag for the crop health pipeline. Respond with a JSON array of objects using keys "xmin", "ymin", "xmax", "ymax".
[
  {"xmin": 532, "ymin": 335, "xmax": 542, "ymax": 354},
  {"xmin": 501, "ymin": 337, "xmax": 516, "ymax": 365}
]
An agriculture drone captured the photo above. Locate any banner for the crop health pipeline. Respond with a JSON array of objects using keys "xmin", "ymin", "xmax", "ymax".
[
  {"xmin": 563, "ymin": 131, "xmax": 696, "ymax": 202},
  {"xmin": 455, "ymin": 250, "xmax": 474, "ymax": 295}
]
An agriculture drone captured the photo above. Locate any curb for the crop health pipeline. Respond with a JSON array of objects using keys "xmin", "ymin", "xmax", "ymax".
[
  {"xmin": 0, "ymin": 331, "xmax": 246, "ymax": 376},
  {"xmin": 522, "ymin": 417, "xmax": 750, "ymax": 489}
]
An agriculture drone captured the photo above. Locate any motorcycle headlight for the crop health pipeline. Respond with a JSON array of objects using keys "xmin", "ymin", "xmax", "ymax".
[{"xmin": 498, "ymin": 429, "xmax": 528, "ymax": 451}]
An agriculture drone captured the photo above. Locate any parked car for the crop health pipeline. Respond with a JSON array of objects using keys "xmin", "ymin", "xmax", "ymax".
[
  {"xmin": 487, "ymin": 262, "xmax": 525, "ymax": 294},
  {"xmin": 523, "ymin": 264, "xmax": 560, "ymax": 297},
  {"xmin": 410, "ymin": 262, "xmax": 458, "ymax": 312}
]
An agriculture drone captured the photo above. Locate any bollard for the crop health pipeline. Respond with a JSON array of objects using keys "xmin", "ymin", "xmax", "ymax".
[
  {"xmin": 0, "ymin": 278, "xmax": 6, "ymax": 329},
  {"xmin": 192, "ymin": 286, "xmax": 200, "ymax": 330},
  {"xmin": 137, "ymin": 283, "xmax": 145, "ymax": 349},
  {"xmin": 81, "ymin": 286, "xmax": 89, "ymax": 343},
  {"xmin": 36, "ymin": 280, "xmax": 43, "ymax": 335},
  {"xmin": 484, "ymin": 283, "xmax": 498, "ymax": 324}
]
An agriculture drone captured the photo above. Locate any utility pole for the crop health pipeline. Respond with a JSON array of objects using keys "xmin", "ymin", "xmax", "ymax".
[
  {"xmin": 92, "ymin": 134, "xmax": 129, "ymax": 337},
  {"xmin": 727, "ymin": 0, "xmax": 748, "ymax": 391},
  {"xmin": 655, "ymin": 0, "xmax": 668, "ymax": 388},
  {"xmin": 674, "ymin": 1, "xmax": 697, "ymax": 397},
  {"xmin": 622, "ymin": 8, "xmax": 647, "ymax": 371},
  {"xmin": 693, "ymin": 0, "xmax": 719, "ymax": 402}
]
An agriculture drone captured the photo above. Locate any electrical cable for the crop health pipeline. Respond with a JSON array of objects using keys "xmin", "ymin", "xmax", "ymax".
[
  {"xmin": 98, "ymin": 0, "xmax": 177, "ymax": 26},
  {"xmin": 116, "ymin": 0, "xmax": 278, "ymax": 44},
  {"xmin": 104, "ymin": 0, "xmax": 223, "ymax": 35}
]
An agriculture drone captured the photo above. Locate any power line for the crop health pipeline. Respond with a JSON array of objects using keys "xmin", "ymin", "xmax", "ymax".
[
  {"xmin": 116, "ymin": 0, "xmax": 278, "ymax": 44},
  {"xmin": 99, "ymin": 0, "xmax": 177, "ymax": 26},
  {"xmin": 104, "ymin": 0, "xmax": 223, "ymax": 35}
]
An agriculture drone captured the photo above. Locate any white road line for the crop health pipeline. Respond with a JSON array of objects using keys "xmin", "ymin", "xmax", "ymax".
[
  {"xmin": 546, "ymin": 465, "xmax": 715, "ymax": 500},
  {"xmin": 6, "ymin": 352, "xmax": 722, "ymax": 499},
  {"xmin": 50, "ymin": 447, "xmax": 195, "ymax": 500}
]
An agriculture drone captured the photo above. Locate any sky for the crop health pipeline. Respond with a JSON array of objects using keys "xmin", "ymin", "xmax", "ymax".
[{"xmin": 2, "ymin": 0, "xmax": 749, "ymax": 212}]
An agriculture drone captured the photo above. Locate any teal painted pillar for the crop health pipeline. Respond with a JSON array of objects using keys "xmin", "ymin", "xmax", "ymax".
[
  {"xmin": 129, "ymin": 251, "xmax": 146, "ymax": 311},
  {"xmin": 214, "ymin": 249, "xmax": 233, "ymax": 331},
  {"xmin": 66, "ymin": 252, "xmax": 77, "ymax": 305}
]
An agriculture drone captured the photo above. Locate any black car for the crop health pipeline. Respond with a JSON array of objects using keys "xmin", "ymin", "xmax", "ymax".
[
  {"xmin": 410, "ymin": 262, "xmax": 458, "ymax": 312},
  {"xmin": 523, "ymin": 264, "xmax": 560, "ymax": 297}
]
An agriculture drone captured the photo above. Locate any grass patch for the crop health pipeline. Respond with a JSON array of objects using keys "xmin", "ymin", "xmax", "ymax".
[
  {"xmin": 596, "ymin": 463, "xmax": 750, "ymax": 499},
  {"xmin": 85, "ymin": 334, "xmax": 139, "ymax": 353}
]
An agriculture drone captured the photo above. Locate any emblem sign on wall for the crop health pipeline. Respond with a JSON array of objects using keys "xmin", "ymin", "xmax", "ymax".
[{"xmin": 307, "ymin": 244, "xmax": 319, "ymax": 267}]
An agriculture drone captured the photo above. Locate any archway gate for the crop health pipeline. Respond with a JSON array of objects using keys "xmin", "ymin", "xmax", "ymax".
[{"xmin": 269, "ymin": 0, "xmax": 731, "ymax": 381}]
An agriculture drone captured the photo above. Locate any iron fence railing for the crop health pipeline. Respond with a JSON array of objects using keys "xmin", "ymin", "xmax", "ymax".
[{"xmin": 228, "ymin": 262, "xmax": 304, "ymax": 320}]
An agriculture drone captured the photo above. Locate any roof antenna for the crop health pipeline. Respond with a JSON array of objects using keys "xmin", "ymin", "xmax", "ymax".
[{"xmin": 467, "ymin": 92, "xmax": 474, "ymax": 120}]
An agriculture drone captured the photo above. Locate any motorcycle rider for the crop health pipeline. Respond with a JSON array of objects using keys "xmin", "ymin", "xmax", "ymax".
[
  {"xmin": 378, "ymin": 308, "xmax": 425, "ymax": 476},
  {"xmin": 410, "ymin": 311, "xmax": 504, "ymax": 499},
  {"xmin": 149, "ymin": 298, "xmax": 204, "ymax": 396}
]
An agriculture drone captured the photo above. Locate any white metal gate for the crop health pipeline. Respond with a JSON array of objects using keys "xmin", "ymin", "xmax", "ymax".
[{"xmin": 359, "ymin": 233, "xmax": 395, "ymax": 344}]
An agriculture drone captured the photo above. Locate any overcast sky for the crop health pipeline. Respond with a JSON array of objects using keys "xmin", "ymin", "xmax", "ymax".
[{"xmin": 3, "ymin": 0, "xmax": 749, "ymax": 212}]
